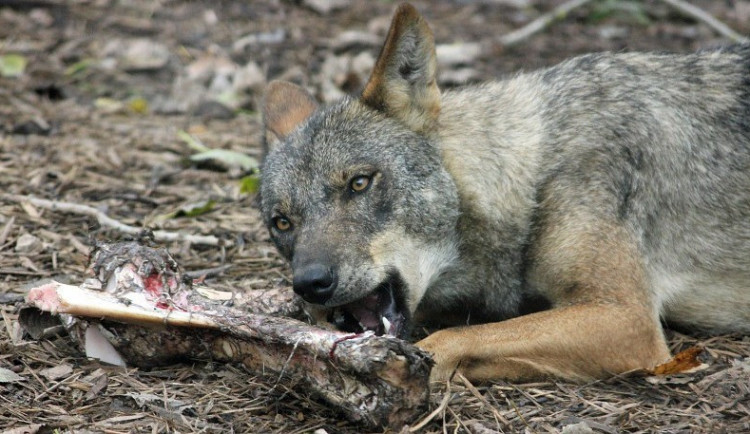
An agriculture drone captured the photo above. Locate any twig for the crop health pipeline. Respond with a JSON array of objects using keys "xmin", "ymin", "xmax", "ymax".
[
  {"xmin": 498, "ymin": 0, "xmax": 594, "ymax": 47},
  {"xmin": 456, "ymin": 372, "xmax": 511, "ymax": 425},
  {"xmin": 1, "ymin": 193, "xmax": 230, "ymax": 246},
  {"xmin": 409, "ymin": 381, "xmax": 452, "ymax": 432},
  {"xmin": 271, "ymin": 337, "xmax": 302, "ymax": 392},
  {"xmin": 497, "ymin": 0, "xmax": 748, "ymax": 47},
  {"xmin": 24, "ymin": 280, "xmax": 432, "ymax": 428},
  {"xmin": 184, "ymin": 264, "xmax": 233, "ymax": 279},
  {"xmin": 0, "ymin": 216, "xmax": 14, "ymax": 246},
  {"xmin": 659, "ymin": 0, "xmax": 749, "ymax": 43}
]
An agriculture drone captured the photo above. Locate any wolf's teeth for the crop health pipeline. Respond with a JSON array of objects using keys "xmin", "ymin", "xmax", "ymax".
[
  {"xmin": 382, "ymin": 316, "xmax": 392, "ymax": 333},
  {"xmin": 332, "ymin": 309, "xmax": 345, "ymax": 323}
]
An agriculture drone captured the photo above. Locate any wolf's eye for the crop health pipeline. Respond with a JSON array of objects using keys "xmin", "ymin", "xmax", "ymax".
[
  {"xmin": 349, "ymin": 175, "xmax": 371, "ymax": 193},
  {"xmin": 272, "ymin": 216, "xmax": 292, "ymax": 232}
]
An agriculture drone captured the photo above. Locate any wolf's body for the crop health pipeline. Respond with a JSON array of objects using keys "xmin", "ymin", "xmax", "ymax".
[
  {"xmin": 430, "ymin": 46, "xmax": 750, "ymax": 332},
  {"xmin": 260, "ymin": 4, "xmax": 750, "ymax": 382}
]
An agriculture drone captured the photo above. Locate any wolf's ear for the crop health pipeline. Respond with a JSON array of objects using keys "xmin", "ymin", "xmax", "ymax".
[
  {"xmin": 361, "ymin": 3, "xmax": 440, "ymax": 134},
  {"xmin": 263, "ymin": 80, "xmax": 318, "ymax": 154}
]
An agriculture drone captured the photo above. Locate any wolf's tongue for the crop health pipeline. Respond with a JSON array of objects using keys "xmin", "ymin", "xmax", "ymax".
[
  {"xmin": 346, "ymin": 305, "xmax": 381, "ymax": 330},
  {"xmin": 344, "ymin": 285, "xmax": 395, "ymax": 332}
]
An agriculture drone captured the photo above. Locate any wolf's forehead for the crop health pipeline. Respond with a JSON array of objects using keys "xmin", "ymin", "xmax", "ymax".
[
  {"xmin": 281, "ymin": 123, "xmax": 380, "ymax": 171},
  {"xmin": 274, "ymin": 140, "xmax": 344, "ymax": 178},
  {"xmin": 262, "ymin": 100, "xmax": 398, "ymax": 197},
  {"xmin": 263, "ymin": 146, "xmax": 340, "ymax": 209}
]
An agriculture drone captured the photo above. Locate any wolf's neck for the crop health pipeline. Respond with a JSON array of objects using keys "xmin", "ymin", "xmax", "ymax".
[
  {"xmin": 401, "ymin": 78, "xmax": 550, "ymax": 322},
  {"xmin": 437, "ymin": 79, "xmax": 546, "ymax": 232},
  {"xmin": 426, "ymin": 78, "xmax": 548, "ymax": 320}
]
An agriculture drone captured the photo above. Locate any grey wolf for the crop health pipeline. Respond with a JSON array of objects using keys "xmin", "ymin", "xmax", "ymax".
[{"xmin": 259, "ymin": 3, "xmax": 750, "ymax": 382}]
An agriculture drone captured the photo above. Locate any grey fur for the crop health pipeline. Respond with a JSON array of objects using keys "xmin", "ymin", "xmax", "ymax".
[{"xmin": 261, "ymin": 43, "xmax": 750, "ymax": 335}]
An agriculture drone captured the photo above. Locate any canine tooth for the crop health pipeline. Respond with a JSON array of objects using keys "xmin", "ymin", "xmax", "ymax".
[{"xmin": 382, "ymin": 316, "xmax": 392, "ymax": 332}]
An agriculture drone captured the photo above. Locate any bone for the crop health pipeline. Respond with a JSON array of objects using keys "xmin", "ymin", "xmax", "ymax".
[{"xmin": 20, "ymin": 241, "xmax": 433, "ymax": 429}]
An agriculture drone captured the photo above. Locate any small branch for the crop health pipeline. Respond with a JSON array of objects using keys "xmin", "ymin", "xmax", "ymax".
[
  {"xmin": 23, "ymin": 281, "xmax": 432, "ymax": 428},
  {"xmin": 498, "ymin": 0, "xmax": 594, "ymax": 47},
  {"xmin": 456, "ymin": 372, "xmax": 511, "ymax": 425},
  {"xmin": 0, "ymin": 215, "xmax": 15, "ymax": 246},
  {"xmin": 659, "ymin": 0, "xmax": 749, "ymax": 43},
  {"xmin": 1, "ymin": 194, "xmax": 230, "ymax": 246},
  {"xmin": 20, "ymin": 242, "xmax": 432, "ymax": 428},
  {"xmin": 184, "ymin": 264, "xmax": 233, "ymax": 279},
  {"xmin": 409, "ymin": 380, "xmax": 452, "ymax": 432},
  {"xmin": 497, "ymin": 0, "xmax": 748, "ymax": 48}
]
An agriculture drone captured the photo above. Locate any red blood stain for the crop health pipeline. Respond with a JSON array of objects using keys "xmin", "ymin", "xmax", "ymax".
[{"xmin": 143, "ymin": 273, "xmax": 163, "ymax": 298}]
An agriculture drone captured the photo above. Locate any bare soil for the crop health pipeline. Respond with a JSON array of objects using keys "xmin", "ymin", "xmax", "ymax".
[{"xmin": 1, "ymin": 1, "xmax": 749, "ymax": 433}]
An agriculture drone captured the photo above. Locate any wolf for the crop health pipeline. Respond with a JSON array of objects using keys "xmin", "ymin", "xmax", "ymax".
[{"xmin": 259, "ymin": 3, "xmax": 750, "ymax": 382}]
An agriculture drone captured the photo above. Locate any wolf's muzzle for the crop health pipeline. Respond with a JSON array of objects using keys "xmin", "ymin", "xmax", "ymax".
[{"xmin": 292, "ymin": 263, "xmax": 337, "ymax": 304}]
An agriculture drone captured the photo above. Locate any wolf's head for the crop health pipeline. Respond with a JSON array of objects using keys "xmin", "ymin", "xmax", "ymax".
[{"xmin": 260, "ymin": 4, "xmax": 459, "ymax": 338}]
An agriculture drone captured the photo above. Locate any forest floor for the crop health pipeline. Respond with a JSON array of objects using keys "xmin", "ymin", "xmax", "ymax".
[{"xmin": 1, "ymin": 0, "xmax": 749, "ymax": 432}]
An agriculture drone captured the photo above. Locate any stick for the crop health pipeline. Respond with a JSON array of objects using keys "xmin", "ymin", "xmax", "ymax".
[
  {"xmin": 184, "ymin": 264, "xmax": 233, "ymax": 279},
  {"xmin": 498, "ymin": 0, "xmax": 594, "ymax": 47},
  {"xmin": 456, "ymin": 372, "xmax": 511, "ymax": 426},
  {"xmin": 497, "ymin": 0, "xmax": 748, "ymax": 48},
  {"xmin": 659, "ymin": 0, "xmax": 749, "ymax": 43},
  {"xmin": 21, "ymin": 237, "xmax": 431, "ymax": 429},
  {"xmin": 409, "ymin": 380, "xmax": 452, "ymax": 432},
  {"xmin": 22, "ymin": 281, "xmax": 432, "ymax": 429},
  {"xmin": 1, "ymin": 193, "xmax": 230, "ymax": 246},
  {"xmin": 17, "ymin": 228, "xmax": 432, "ymax": 428}
]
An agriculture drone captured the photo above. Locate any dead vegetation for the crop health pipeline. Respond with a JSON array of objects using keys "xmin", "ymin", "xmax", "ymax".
[{"xmin": 1, "ymin": 0, "xmax": 749, "ymax": 432}]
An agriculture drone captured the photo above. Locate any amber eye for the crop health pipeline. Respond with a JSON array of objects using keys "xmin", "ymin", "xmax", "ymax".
[
  {"xmin": 273, "ymin": 216, "xmax": 292, "ymax": 232},
  {"xmin": 349, "ymin": 175, "xmax": 371, "ymax": 193}
]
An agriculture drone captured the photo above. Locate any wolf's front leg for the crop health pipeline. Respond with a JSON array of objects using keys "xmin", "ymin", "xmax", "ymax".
[
  {"xmin": 419, "ymin": 203, "xmax": 673, "ymax": 382},
  {"xmin": 416, "ymin": 302, "xmax": 670, "ymax": 382}
]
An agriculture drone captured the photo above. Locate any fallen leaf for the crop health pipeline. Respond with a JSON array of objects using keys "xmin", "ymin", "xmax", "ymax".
[
  {"xmin": 15, "ymin": 233, "xmax": 43, "ymax": 254},
  {"xmin": 0, "ymin": 367, "xmax": 25, "ymax": 383},
  {"xmin": 95, "ymin": 97, "xmax": 125, "ymax": 113},
  {"xmin": 303, "ymin": 0, "xmax": 348, "ymax": 15},
  {"xmin": 85, "ymin": 372, "xmax": 109, "ymax": 400},
  {"xmin": 2, "ymin": 424, "xmax": 43, "ymax": 434},
  {"xmin": 122, "ymin": 392, "xmax": 192, "ymax": 412},
  {"xmin": 0, "ymin": 54, "xmax": 28, "ymax": 78},
  {"xmin": 128, "ymin": 96, "xmax": 149, "ymax": 114},
  {"xmin": 644, "ymin": 374, "xmax": 696, "ymax": 385},
  {"xmin": 190, "ymin": 149, "xmax": 258, "ymax": 171},
  {"xmin": 239, "ymin": 173, "xmax": 261, "ymax": 194},
  {"xmin": 214, "ymin": 89, "xmax": 239, "ymax": 109},
  {"xmin": 648, "ymin": 346, "xmax": 706, "ymax": 375},
  {"xmin": 19, "ymin": 201, "xmax": 41, "ymax": 220},
  {"xmin": 177, "ymin": 130, "xmax": 210, "ymax": 152},
  {"xmin": 39, "ymin": 364, "xmax": 73, "ymax": 380},
  {"xmin": 179, "ymin": 129, "xmax": 258, "ymax": 170},
  {"xmin": 65, "ymin": 58, "xmax": 93, "ymax": 76},
  {"xmin": 160, "ymin": 199, "xmax": 216, "ymax": 219},
  {"xmin": 82, "ymin": 368, "xmax": 107, "ymax": 383},
  {"xmin": 118, "ymin": 38, "xmax": 170, "ymax": 72}
]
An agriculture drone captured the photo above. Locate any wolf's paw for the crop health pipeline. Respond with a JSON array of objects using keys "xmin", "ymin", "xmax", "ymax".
[{"xmin": 416, "ymin": 330, "xmax": 463, "ymax": 383}]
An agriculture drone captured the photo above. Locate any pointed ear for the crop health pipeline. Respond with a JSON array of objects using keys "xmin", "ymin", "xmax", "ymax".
[
  {"xmin": 361, "ymin": 3, "xmax": 440, "ymax": 134},
  {"xmin": 262, "ymin": 80, "xmax": 318, "ymax": 154}
]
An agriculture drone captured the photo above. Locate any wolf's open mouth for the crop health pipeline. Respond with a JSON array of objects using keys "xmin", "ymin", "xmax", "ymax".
[{"xmin": 328, "ymin": 273, "xmax": 409, "ymax": 338}]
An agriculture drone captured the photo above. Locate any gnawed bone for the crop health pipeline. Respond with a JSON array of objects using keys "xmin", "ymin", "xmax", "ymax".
[{"xmin": 20, "ymin": 241, "xmax": 432, "ymax": 429}]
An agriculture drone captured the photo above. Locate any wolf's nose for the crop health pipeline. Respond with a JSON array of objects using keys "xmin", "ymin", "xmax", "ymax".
[{"xmin": 293, "ymin": 264, "xmax": 336, "ymax": 304}]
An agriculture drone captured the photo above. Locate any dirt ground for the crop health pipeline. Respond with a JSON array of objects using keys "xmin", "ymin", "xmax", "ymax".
[{"xmin": 1, "ymin": 0, "xmax": 749, "ymax": 433}]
